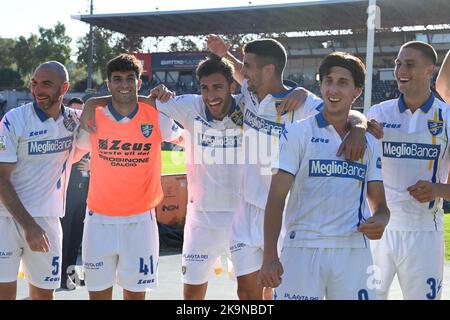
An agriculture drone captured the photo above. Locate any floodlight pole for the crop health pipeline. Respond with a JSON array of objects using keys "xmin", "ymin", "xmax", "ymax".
[
  {"xmin": 87, "ymin": 0, "xmax": 94, "ymax": 91},
  {"xmin": 363, "ymin": 0, "xmax": 378, "ymax": 114}
]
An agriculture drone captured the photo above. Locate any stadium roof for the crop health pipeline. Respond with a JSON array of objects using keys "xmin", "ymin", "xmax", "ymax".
[{"xmin": 72, "ymin": 0, "xmax": 450, "ymax": 37}]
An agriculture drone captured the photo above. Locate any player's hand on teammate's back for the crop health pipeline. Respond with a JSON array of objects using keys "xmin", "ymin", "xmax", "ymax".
[
  {"xmin": 357, "ymin": 215, "xmax": 388, "ymax": 240},
  {"xmin": 258, "ymin": 259, "xmax": 284, "ymax": 289},
  {"xmin": 276, "ymin": 87, "xmax": 309, "ymax": 115},
  {"xmin": 367, "ymin": 119, "xmax": 384, "ymax": 139},
  {"xmin": 149, "ymin": 84, "xmax": 175, "ymax": 103},
  {"xmin": 407, "ymin": 180, "xmax": 436, "ymax": 203},
  {"xmin": 24, "ymin": 222, "xmax": 51, "ymax": 252},
  {"xmin": 205, "ymin": 34, "xmax": 231, "ymax": 58},
  {"xmin": 337, "ymin": 127, "xmax": 366, "ymax": 161}
]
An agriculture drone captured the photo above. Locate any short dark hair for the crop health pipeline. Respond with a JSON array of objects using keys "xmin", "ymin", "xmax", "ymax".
[
  {"xmin": 67, "ymin": 97, "xmax": 83, "ymax": 106},
  {"xmin": 318, "ymin": 52, "xmax": 366, "ymax": 88},
  {"xmin": 106, "ymin": 54, "xmax": 142, "ymax": 81},
  {"xmin": 196, "ymin": 54, "xmax": 235, "ymax": 84},
  {"xmin": 400, "ymin": 41, "xmax": 438, "ymax": 65},
  {"xmin": 243, "ymin": 39, "xmax": 287, "ymax": 75}
]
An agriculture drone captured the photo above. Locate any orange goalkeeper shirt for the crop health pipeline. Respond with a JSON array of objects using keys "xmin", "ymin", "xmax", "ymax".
[{"xmin": 87, "ymin": 103, "xmax": 163, "ymax": 216}]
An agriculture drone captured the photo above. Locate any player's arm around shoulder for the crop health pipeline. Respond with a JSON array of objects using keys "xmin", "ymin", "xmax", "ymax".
[
  {"xmin": 337, "ymin": 109, "xmax": 384, "ymax": 161},
  {"xmin": 79, "ymin": 95, "xmax": 111, "ymax": 132},
  {"xmin": 276, "ymin": 86, "xmax": 311, "ymax": 115},
  {"xmin": 157, "ymin": 112, "xmax": 184, "ymax": 145},
  {"xmin": 336, "ymin": 110, "xmax": 367, "ymax": 161},
  {"xmin": 140, "ymin": 83, "xmax": 174, "ymax": 107}
]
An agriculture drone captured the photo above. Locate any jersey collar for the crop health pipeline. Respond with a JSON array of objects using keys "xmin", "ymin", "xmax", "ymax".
[
  {"xmin": 398, "ymin": 92, "xmax": 435, "ymax": 113},
  {"xmin": 204, "ymin": 97, "xmax": 238, "ymax": 122},
  {"xmin": 315, "ymin": 111, "xmax": 330, "ymax": 128},
  {"xmin": 271, "ymin": 79, "xmax": 298, "ymax": 99},
  {"xmin": 33, "ymin": 101, "xmax": 66, "ymax": 122},
  {"xmin": 107, "ymin": 101, "xmax": 139, "ymax": 121}
]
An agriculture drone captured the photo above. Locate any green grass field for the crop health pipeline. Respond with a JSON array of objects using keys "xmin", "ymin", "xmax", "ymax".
[
  {"xmin": 161, "ymin": 150, "xmax": 186, "ymax": 174},
  {"xmin": 161, "ymin": 150, "xmax": 450, "ymax": 260}
]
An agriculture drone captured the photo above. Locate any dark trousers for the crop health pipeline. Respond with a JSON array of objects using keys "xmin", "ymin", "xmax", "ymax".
[{"xmin": 60, "ymin": 178, "xmax": 88, "ymax": 282}]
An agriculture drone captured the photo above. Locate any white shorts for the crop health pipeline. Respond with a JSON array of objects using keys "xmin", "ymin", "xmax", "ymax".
[
  {"xmin": 0, "ymin": 217, "xmax": 62, "ymax": 290},
  {"xmin": 230, "ymin": 200, "xmax": 284, "ymax": 277},
  {"xmin": 275, "ymin": 247, "xmax": 377, "ymax": 300},
  {"xmin": 370, "ymin": 229, "xmax": 444, "ymax": 300},
  {"xmin": 82, "ymin": 211, "xmax": 159, "ymax": 292},
  {"xmin": 182, "ymin": 220, "xmax": 232, "ymax": 285}
]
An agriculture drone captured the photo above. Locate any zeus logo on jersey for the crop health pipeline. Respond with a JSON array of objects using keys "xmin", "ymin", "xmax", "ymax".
[
  {"xmin": 197, "ymin": 133, "xmax": 242, "ymax": 148},
  {"xmin": 28, "ymin": 136, "xmax": 73, "ymax": 155},
  {"xmin": 311, "ymin": 137, "xmax": 329, "ymax": 143},
  {"xmin": 194, "ymin": 116, "xmax": 212, "ymax": 128},
  {"xmin": 98, "ymin": 139, "xmax": 152, "ymax": 151},
  {"xmin": 381, "ymin": 122, "xmax": 401, "ymax": 129},
  {"xmin": 29, "ymin": 130, "xmax": 48, "ymax": 137},
  {"xmin": 382, "ymin": 142, "xmax": 440, "ymax": 160},
  {"xmin": 309, "ymin": 160, "xmax": 366, "ymax": 181},
  {"xmin": 244, "ymin": 109, "xmax": 284, "ymax": 137}
]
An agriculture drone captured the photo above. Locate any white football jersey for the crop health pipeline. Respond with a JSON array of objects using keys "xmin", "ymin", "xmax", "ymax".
[
  {"xmin": 0, "ymin": 102, "xmax": 80, "ymax": 218},
  {"xmin": 274, "ymin": 113, "xmax": 383, "ymax": 248},
  {"xmin": 240, "ymin": 80, "xmax": 323, "ymax": 209},
  {"xmin": 367, "ymin": 94, "xmax": 450, "ymax": 231},
  {"xmin": 156, "ymin": 95, "xmax": 243, "ymax": 228}
]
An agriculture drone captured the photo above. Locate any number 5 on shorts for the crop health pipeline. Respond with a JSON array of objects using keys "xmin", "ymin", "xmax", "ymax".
[{"xmin": 52, "ymin": 256, "xmax": 60, "ymax": 276}]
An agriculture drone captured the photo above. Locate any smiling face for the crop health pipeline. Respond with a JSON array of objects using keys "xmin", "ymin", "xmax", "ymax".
[
  {"xmin": 242, "ymin": 53, "xmax": 266, "ymax": 94},
  {"xmin": 200, "ymin": 72, "xmax": 233, "ymax": 120},
  {"xmin": 31, "ymin": 67, "xmax": 68, "ymax": 113},
  {"xmin": 107, "ymin": 70, "xmax": 142, "ymax": 106},
  {"xmin": 320, "ymin": 66, "xmax": 362, "ymax": 117},
  {"xmin": 394, "ymin": 47, "xmax": 435, "ymax": 96}
]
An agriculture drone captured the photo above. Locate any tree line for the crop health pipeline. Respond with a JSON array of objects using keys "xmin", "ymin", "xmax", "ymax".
[
  {"xmin": 0, "ymin": 22, "xmax": 146, "ymax": 92},
  {"xmin": 0, "ymin": 21, "xmax": 284, "ymax": 92}
]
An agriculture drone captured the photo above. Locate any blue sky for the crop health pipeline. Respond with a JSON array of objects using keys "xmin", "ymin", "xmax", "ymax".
[{"xmin": 1, "ymin": 0, "xmax": 314, "ymax": 49}]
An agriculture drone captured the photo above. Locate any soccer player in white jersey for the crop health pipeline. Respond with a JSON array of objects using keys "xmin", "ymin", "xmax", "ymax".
[
  {"xmin": 0, "ymin": 61, "xmax": 81, "ymax": 300},
  {"xmin": 149, "ymin": 57, "xmax": 243, "ymax": 300},
  {"xmin": 260, "ymin": 52, "xmax": 390, "ymax": 300},
  {"xmin": 207, "ymin": 35, "xmax": 372, "ymax": 299},
  {"xmin": 367, "ymin": 41, "xmax": 450, "ymax": 300}
]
